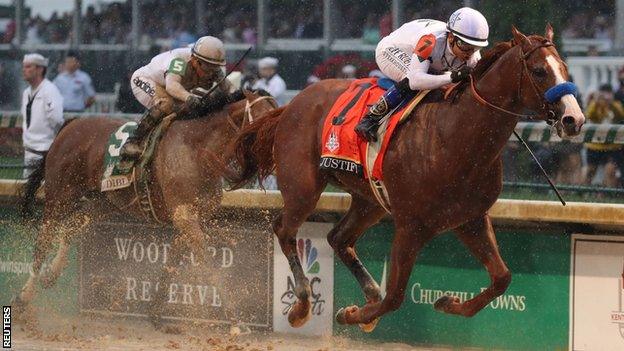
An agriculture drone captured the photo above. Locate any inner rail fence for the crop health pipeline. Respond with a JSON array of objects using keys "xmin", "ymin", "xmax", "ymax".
[{"xmin": 0, "ymin": 111, "xmax": 623, "ymax": 196}]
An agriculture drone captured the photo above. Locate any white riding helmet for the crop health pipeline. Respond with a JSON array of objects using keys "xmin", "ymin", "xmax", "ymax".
[
  {"xmin": 446, "ymin": 7, "xmax": 489, "ymax": 47},
  {"xmin": 192, "ymin": 36, "xmax": 226, "ymax": 66}
]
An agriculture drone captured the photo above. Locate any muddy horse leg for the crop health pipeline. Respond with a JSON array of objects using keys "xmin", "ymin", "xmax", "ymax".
[
  {"xmin": 327, "ymin": 195, "xmax": 386, "ymax": 332},
  {"xmin": 274, "ymin": 177, "xmax": 327, "ymax": 328},
  {"xmin": 434, "ymin": 214, "xmax": 511, "ymax": 317},
  {"xmin": 39, "ymin": 213, "xmax": 91, "ymax": 288},
  {"xmin": 336, "ymin": 222, "xmax": 433, "ymax": 326},
  {"xmin": 13, "ymin": 220, "xmax": 56, "ymax": 309},
  {"xmin": 148, "ymin": 203, "xmax": 210, "ymax": 333}
]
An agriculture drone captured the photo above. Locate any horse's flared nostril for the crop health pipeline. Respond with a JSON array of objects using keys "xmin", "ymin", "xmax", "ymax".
[{"xmin": 562, "ymin": 115, "xmax": 575, "ymax": 126}]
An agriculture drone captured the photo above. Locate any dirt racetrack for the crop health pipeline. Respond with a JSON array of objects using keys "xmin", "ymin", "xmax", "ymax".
[{"xmin": 11, "ymin": 310, "xmax": 442, "ymax": 351}]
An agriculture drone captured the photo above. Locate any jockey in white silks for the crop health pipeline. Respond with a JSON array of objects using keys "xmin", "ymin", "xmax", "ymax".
[{"xmin": 355, "ymin": 7, "xmax": 490, "ymax": 142}]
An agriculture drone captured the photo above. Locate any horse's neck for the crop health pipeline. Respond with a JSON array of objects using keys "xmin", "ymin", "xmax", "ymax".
[{"xmin": 461, "ymin": 48, "xmax": 523, "ymax": 158}]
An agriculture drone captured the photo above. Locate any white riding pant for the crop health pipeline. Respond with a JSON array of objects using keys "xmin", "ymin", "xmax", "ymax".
[{"xmin": 130, "ymin": 69, "xmax": 159, "ymax": 109}]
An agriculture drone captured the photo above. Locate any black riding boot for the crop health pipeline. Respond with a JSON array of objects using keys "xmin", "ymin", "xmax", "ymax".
[
  {"xmin": 117, "ymin": 109, "xmax": 161, "ymax": 173},
  {"xmin": 355, "ymin": 78, "xmax": 412, "ymax": 142}
]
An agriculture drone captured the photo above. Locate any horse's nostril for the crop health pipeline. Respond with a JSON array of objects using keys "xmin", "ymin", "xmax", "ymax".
[{"xmin": 562, "ymin": 115, "xmax": 575, "ymax": 126}]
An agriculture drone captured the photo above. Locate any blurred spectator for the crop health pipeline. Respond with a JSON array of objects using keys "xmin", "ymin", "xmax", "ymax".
[
  {"xmin": 339, "ymin": 64, "xmax": 357, "ymax": 79},
  {"xmin": 584, "ymin": 84, "xmax": 624, "ymax": 187},
  {"xmin": 362, "ymin": 14, "xmax": 380, "ymax": 44},
  {"xmin": 615, "ymin": 68, "xmax": 624, "ymax": 105},
  {"xmin": 586, "ymin": 45, "xmax": 600, "ymax": 57},
  {"xmin": 171, "ymin": 24, "xmax": 197, "ymax": 49},
  {"xmin": 306, "ymin": 74, "xmax": 321, "ymax": 87},
  {"xmin": 20, "ymin": 54, "xmax": 64, "ymax": 177},
  {"xmin": 53, "ymin": 51, "xmax": 96, "ymax": 112},
  {"xmin": 2, "ymin": 19, "xmax": 15, "ymax": 44},
  {"xmin": 252, "ymin": 57, "xmax": 287, "ymax": 106}
]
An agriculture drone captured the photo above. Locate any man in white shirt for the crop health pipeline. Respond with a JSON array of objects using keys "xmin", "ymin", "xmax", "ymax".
[
  {"xmin": 252, "ymin": 57, "xmax": 287, "ymax": 106},
  {"xmin": 53, "ymin": 51, "xmax": 96, "ymax": 112},
  {"xmin": 21, "ymin": 53, "xmax": 64, "ymax": 177}
]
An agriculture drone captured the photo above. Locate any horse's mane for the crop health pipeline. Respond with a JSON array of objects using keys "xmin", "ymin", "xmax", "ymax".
[
  {"xmin": 471, "ymin": 41, "xmax": 514, "ymax": 80},
  {"xmin": 471, "ymin": 34, "xmax": 550, "ymax": 80}
]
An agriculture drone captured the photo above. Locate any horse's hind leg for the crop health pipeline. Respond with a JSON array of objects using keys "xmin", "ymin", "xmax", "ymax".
[
  {"xmin": 274, "ymin": 172, "xmax": 327, "ymax": 328},
  {"xmin": 327, "ymin": 195, "xmax": 386, "ymax": 332},
  {"xmin": 434, "ymin": 214, "xmax": 511, "ymax": 317}
]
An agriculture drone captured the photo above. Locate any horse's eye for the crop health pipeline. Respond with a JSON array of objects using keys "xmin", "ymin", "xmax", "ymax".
[{"xmin": 532, "ymin": 67, "xmax": 547, "ymax": 78}]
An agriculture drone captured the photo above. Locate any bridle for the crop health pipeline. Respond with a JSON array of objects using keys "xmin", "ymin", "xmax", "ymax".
[
  {"xmin": 470, "ymin": 39, "xmax": 559, "ymax": 124},
  {"xmin": 227, "ymin": 94, "xmax": 277, "ymax": 131}
]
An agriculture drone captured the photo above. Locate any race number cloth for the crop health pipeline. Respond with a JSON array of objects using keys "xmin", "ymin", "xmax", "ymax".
[
  {"xmin": 101, "ymin": 122, "xmax": 137, "ymax": 191},
  {"xmin": 320, "ymin": 78, "xmax": 428, "ymax": 181}
]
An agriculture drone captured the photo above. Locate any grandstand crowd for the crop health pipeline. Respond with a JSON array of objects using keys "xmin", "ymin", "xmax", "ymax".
[{"xmin": 0, "ymin": 0, "xmax": 622, "ymax": 191}]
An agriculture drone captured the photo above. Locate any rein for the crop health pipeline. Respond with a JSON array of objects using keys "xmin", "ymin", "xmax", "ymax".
[
  {"xmin": 469, "ymin": 41, "xmax": 557, "ymax": 122},
  {"xmin": 227, "ymin": 95, "xmax": 277, "ymax": 131}
]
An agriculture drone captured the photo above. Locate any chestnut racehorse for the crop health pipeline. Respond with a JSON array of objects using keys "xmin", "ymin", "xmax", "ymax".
[
  {"xmin": 14, "ymin": 89, "xmax": 276, "ymax": 330},
  {"xmin": 227, "ymin": 26, "xmax": 584, "ymax": 331}
]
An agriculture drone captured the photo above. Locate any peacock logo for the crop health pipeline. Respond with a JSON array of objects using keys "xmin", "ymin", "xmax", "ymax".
[{"xmin": 297, "ymin": 238, "xmax": 320, "ymax": 274}]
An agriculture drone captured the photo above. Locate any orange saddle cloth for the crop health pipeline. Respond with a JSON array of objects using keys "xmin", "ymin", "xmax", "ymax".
[{"xmin": 320, "ymin": 78, "xmax": 412, "ymax": 181}]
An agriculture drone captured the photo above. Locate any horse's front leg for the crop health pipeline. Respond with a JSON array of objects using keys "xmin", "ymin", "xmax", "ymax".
[
  {"xmin": 336, "ymin": 222, "xmax": 433, "ymax": 326},
  {"xmin": 327, "ymin": 196, "xmax": 387, "ymax": 332},
  {"xmin": 149, "ymin": 204, "xmax": 207, "ymax": 333},
  {"xmin": 434, "ymin": 214, "xmax": 511, "ymax": 317}
]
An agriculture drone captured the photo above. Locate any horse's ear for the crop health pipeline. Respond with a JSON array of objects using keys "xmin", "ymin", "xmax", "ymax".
[
  {"xmin": 545, "ymin": 23, "xmax": 554, "ymax": 42},
  {"xmin": 511, "ymin": 25, "xmax": 530, "ymax": 48}
]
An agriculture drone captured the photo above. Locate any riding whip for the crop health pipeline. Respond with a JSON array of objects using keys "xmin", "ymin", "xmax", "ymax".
[
  {"xmin": 201, "ymin": 46, "xmax": 254, "ymax": 99},
  {"xmin": 513, "ymin": 130, "xmax": 566, "ymax": 206}
]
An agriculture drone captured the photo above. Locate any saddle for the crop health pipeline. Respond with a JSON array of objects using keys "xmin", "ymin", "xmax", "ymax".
[
  {"xmin": 319, "ymin": 78, "xmax": 431, "ymax": 211},
  {"xmin": 100, "ymin": 113, "xmax": 177, "ymax": 223}
]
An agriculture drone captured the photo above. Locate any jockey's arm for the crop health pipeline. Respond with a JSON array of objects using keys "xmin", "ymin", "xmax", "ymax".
[
  {"xmin": 406, "ymin": 54, "xmax": 452, "ymax": 90},
  {"xmin": 165, "ymin": 73, "xmax": 193, "ymax": 102}
]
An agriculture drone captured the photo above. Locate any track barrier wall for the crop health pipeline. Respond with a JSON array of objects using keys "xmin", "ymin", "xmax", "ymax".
[{"xmin": 1, "ymin": 187, "xmax": 624, "ymax": 350}]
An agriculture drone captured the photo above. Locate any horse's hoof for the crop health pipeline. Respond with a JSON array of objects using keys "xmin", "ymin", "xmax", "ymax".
[
  {"xmin": 434, "ymin": 295, "xmax": 460, "ymax": 313},
  {"xmin": 335, "ymin": 307, "xmax": 347, "ymax": 325},
  {"xmin": 287, "ymin": 300, "xmax": 311, "ymax": 328},
  {"xmin": 335, "ymin": 305, "xmax": 358, "ymax": 325},
  {"xmin": 359, "ymin": 317, "xmax": 379, "ymax": 333}
]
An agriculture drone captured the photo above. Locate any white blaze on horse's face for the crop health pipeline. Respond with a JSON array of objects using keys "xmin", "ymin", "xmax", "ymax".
[{"xmin": 545, "ymin": 54, "xmax": 585, "ymax": 137}]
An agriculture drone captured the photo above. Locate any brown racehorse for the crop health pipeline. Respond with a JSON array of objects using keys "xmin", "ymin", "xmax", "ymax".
[
  {"xmin": 14, "ymin": 89, "xmax": 276, "ymax": 330},
  {"xmin": 226, "ymin": 26, "xmax": 585, "ymax": 331}
]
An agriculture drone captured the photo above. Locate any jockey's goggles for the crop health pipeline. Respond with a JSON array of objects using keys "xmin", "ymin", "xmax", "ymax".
[{"xmin": 455, "ymin": 38, "xmax": 478, "ymax": 53}]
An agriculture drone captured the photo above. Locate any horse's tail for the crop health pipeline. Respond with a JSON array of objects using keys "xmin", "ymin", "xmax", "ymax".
[
  {"xmin": 19, "ymin": 154, "xmax": 46, "ymax": 220},
  {"xmin": 228, "ymin": 106, "xmax": 286, "ymax": 189}
]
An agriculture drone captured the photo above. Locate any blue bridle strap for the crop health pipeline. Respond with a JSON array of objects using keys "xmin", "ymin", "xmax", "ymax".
[{"xmin": 544, "ymin": 82, "xmax": 578, "ymax": 104}]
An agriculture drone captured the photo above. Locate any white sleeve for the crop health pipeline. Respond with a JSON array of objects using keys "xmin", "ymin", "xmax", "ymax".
[
  {"xmin": 267, "ymin": 77, "xmax": 286, "ymax": 98},
  {"xmin": 466, "ymin": 50, "xmax": 481, "ymax": 68},
  {"xmin": 406, "ymin": 53, "xmax": 452, "ymax": 90},
  {"xmin": 45, "ymin": 88, "xmax": 65, "ymax": 132}
]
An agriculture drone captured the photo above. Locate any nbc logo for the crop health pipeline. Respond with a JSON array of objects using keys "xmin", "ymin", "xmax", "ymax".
[{"xmin": 297, "ymin": 238, "xmax": 320, "ymax": 274}]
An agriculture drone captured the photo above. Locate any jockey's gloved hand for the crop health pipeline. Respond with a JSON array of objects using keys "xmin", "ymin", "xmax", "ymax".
[
  {"xmin": 450, "ymin": 66, "xmax": 472, "ymax": 83},
  {"xmin": 185, "ymin": 94, "xmax": 203, "ymax": 111}
]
